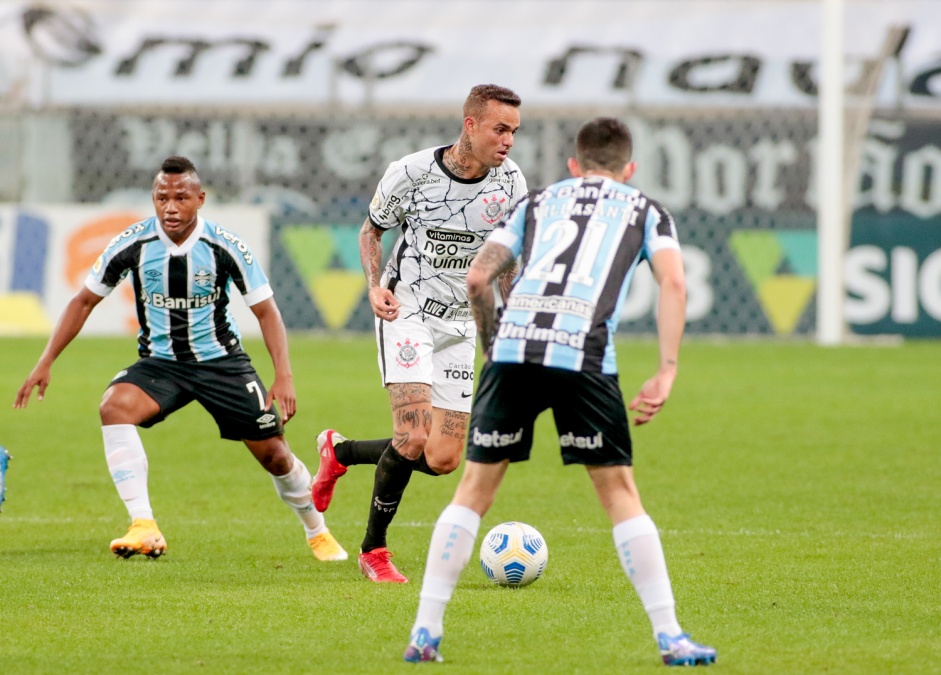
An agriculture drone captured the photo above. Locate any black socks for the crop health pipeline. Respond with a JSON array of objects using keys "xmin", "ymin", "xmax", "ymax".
[
  {"xmin": 334, "ymin": 438, "xmax": 389, "ymax": 466},
  {"xmin": 335, "ymin": 438, "xmax": 441, "ymax": 476},
  {"xmin": 361, "ymin": 446, "xmax": 417, "ymax": 552}
]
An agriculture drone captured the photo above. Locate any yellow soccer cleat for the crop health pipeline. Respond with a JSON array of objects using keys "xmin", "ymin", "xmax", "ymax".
[
  {"xmin": 110, "ymin": 518, "xmax": 167, "ymax": 559},
  {"xmin": 308, "ymin": 529, "xmax": 348, "ymax": 561}
]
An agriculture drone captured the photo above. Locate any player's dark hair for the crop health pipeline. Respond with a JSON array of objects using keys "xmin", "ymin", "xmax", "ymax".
[
  {"xmin": 463, "ymin": 84, "xmax": 521, "ymax": 119},
  {"xmin": 575, "ymin": 117, "xmax": 633, "ymax": 173},
  {"xmin": 154, "ymin": 156, "xmax": 200, "ymax": 189},
  {"xmin": 160, "ymin": 156, "xmax": 198, "ymax": 176}
]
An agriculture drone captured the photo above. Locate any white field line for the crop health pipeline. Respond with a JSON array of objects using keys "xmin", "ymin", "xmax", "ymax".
[{"xmin": 0, "ymin": 517, "xmax": 929, "ymax": 540}]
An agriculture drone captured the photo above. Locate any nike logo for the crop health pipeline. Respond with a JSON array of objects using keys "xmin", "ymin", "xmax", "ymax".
[{"xmin": 460, "ymin": 392, "xmax": 472, "ymax": 398}]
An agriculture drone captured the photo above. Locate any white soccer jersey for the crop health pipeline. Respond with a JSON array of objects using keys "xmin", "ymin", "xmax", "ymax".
[{"xmin": 368, "ymin": 145, "xmax": 528, "ymax": 336}]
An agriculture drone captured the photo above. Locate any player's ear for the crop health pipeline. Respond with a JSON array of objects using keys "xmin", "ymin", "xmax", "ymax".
[
  {"xmin": 198, "ymin": 191, "xmax": 206, "ymax": 208},
  {"xmin": 622, "ymin": 162, "xmax": 637, "ymax": 182},
  {"xmin": 567, "ymin": 157, "xmax": 581, "ymax": 177}
]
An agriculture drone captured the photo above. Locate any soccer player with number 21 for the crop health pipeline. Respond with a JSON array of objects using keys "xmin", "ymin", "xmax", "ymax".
[{"xmin": 404, "ymin": 118, "xmax": 717, "ymax": 667}]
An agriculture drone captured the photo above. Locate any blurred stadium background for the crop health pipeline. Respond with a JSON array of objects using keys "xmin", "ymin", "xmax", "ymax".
[{"xmin": 1, "ymin": 0, "xmax": 939, "ymax": 340}]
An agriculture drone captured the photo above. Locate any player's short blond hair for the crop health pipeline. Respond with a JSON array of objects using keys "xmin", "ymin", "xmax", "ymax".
[{"xmin": 463, "ymin": 84, "xmax": 521, "ymax": 120}]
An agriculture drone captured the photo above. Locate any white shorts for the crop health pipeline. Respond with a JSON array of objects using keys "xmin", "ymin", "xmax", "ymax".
[{"xmin": 375, "ymin": 313, "xmax": 476, "ymax": 413}]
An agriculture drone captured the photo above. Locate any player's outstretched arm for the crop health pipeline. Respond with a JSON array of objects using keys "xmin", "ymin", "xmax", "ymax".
[
  {"xmin": 250, "ymin": 297, "xmax": 296, "ymax": 423},
  {"xmin": 358, "ymin": 218, "xmax": 399, "ymax": 321},
  {"xmin": 629, "ymin": 248, "xmax": 686, "ymax": 425},
  {"xmin": 467, "ymin": 241, "xmax": 516, "ymax": 352},
  {"xmin": 14, "ymin": 287, "xmax": 103, "ymax": 409}
]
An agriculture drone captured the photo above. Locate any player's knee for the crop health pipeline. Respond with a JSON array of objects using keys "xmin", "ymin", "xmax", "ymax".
[
  {"xmin": 426, "ymin": 453, "xmax": 460, "ymax": 475},
  {"xmin": 423, "ymin": 434, "xmax": 464, "ymax": 474},
  {"xmin": 252, "ymin": 438, "xmax": 293, "ymax": 474},
  {"xmin": 395, "ymin": 429, "xmax": 429, "ymax": 460},
  {"xmin": 99, "ymin": 387, "xmax": 137, "ymax": 423}
]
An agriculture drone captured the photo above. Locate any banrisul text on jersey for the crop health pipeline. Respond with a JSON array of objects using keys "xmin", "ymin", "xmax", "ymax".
[{"xmin": 86, "ymin": 216, "xmax": 273, "ymax": 362}]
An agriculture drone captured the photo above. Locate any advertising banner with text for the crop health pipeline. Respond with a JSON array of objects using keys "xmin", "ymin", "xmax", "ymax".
[
  {"xmin": 1, "ymin": 0, "xmax": 939, "ymax": 110},
  {"xmin": 59, "ymin": 108, "xmax": 941, "ymax": 337}
]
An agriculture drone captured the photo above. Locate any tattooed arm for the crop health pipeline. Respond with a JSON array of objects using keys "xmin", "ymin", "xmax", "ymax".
[
  {"xmin": 467, "ymin": 241, "xmax": 516, "ymax": 353},
  {"xmin": 359, "ymin": 218, "xmax": 400, "ymax": 321},
  {"xmin": 497, "ymin": 260, "xmax": 518, "ymax": 303}
]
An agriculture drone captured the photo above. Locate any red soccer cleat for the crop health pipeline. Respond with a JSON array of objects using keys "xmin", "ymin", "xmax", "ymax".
[
  {"xmin": 312, "ymin": 429, "xmax": 348, "ymax": 512},
  {"xmin": 358, "ymin": 547, "xmax": 408, "ymax": 583}
]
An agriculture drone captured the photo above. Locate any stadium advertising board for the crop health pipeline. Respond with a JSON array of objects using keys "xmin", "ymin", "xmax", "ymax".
[
  {"xmin": 61, "ymin": 110, "xmax": 941, "ymax": 337},
  {"xmin": 1, "ymin": 0, "xmax": 939, "ymax": 110},
  {"xmin": 0, "ymin": 204, "xmax": 270, "ymax": 336},
  {"xmin": 845, "ymin": 119, "xmax": 941, "ymax": 335}
]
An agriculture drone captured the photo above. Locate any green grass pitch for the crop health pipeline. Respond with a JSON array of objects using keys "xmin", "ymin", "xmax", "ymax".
[{"xmin": 1, "ymin": 335, "xmax": 939, "ymax": 673}]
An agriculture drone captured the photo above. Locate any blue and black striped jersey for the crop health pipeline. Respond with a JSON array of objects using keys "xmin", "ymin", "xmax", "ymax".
[
  {"xmin": 85, "ymin": 216, "xmax": 273, "ymax": 362},
  {"xmin": 488, "ymin": 176, "xmax": 680, "ymax": 374}
]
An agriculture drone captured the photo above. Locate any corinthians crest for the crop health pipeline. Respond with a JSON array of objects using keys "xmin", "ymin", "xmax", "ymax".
[
  {"xmin": 395, "ymin": 338, "xmax": 420, "ymax": 368},
  {"xmin": 481, "ymin": 195, "xmax": 506, "ymax": 224}
]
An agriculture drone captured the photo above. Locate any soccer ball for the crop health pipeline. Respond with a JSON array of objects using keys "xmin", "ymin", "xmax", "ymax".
[{"xmin": 479, "ymin": 521, "xmax": 548, "ymax": 587}]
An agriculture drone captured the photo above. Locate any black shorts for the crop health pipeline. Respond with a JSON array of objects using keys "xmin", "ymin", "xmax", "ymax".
[
  {"xmin": 108, "ymin": 353, "xmax": 284, "ymax": 441},
  {"xmin": 467, "ymin": 361, "xmax": 632, "ymax": 466}
]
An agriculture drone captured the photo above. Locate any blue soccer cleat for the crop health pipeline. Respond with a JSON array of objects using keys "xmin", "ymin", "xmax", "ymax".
[
  {"xmin": 657, "ymin": 632, "xmax": 717, "ymax": 666},
  {"xmin": 0, "ymin": 447, "xmax": 10, "ymax": 513},
  {"xmin": 403, "ymin": 627, "xmax": 443, "ymax": 663}
]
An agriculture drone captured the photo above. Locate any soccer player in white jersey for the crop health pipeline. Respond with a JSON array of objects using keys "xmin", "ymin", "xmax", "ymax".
[
  {"xmin": 403, "ymin": 118, "xmax": 717, "ymax": 666},
  {"xmin": 14, "ymin": 156, "xmax": 347, "ymax": 563},
  {"xmin": 312, "ymin": 84, "xmax": 528, "ymax": 582}
]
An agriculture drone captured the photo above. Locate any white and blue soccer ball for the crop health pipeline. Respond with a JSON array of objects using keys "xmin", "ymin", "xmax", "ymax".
[{"xmin": 479, "ymin": 521, "xmax": 548, "ymax": 588}]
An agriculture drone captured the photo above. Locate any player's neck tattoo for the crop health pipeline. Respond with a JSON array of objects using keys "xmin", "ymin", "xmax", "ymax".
[{"xmin": 444, "ymin": 136, "xmax": 483, "ymax": 179}]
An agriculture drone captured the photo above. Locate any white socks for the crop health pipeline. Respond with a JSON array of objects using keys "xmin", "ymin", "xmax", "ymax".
[
  {"xmin": 102, "ymin": 424, "xmax": 153, "ymax": 520},
  {"xmin": 104, "ymin": 426, "xmax": 324, "ymax": 539},
  {"xmin": 408, "ymin": 510, "xmax": 682, "ymax": 641},
  {"xmin": 613, "ymin": 514, "xmax": 683, "ymax": 638},
  {"xmin": 271, "ymin": 455, "xmax": 326, "ymax": 539},
  {"xmin": 413, "ymin": 504, "xmax": 481, "ymax": 637}
]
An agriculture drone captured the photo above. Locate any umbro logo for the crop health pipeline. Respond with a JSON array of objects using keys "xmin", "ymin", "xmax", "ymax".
[
  {"xmin": 111, "ymin": 469, "xmax": 133, "ymax": 484},
  {"xmin": 257, "ymin": 413, "xmax": 278, "ymax": 430},
  {"xmin": 256, "ymin": 413, "xmax": 278, "ymax": 429}
]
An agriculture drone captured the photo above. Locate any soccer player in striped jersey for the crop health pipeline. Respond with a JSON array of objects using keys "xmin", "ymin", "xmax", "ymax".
[
  {"xmin": 404, "ymin": 118, "xmax": 716, "ymax": 666},
  {"xmin": 312, "ymin": 84, "xmax": 527, "ymax": 583},
  {"xmin": 14, "ymin": 156, "xmax": 347, "ymax": 563}
]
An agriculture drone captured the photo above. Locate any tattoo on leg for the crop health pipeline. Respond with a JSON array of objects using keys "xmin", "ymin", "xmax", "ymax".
[
  {"xmin": 392, "ymin": 430, "xmax": 409, "ymax": 451},
  {"xmin": 388, "ymin": 384, "xmax": 432, "ymax": 453},
  {"xmin": 396, "ymin": 407, "xmax": 424, "ymax": 429},
  {"xmin": 388, "ymin": 383, "xmax": 431, "ymax": 408},
  {"xmin": 440, "ymin": 410, "xmax": 469, "ymax": 440}
]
